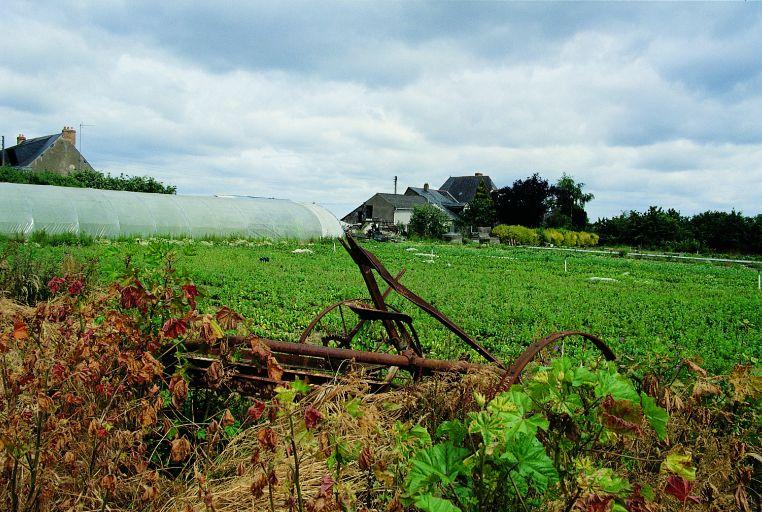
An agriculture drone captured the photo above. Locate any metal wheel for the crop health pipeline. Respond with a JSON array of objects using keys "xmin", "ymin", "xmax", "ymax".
[{"xmin": 493, "ymin": 331, "xmax": 615, "ymax": 396}]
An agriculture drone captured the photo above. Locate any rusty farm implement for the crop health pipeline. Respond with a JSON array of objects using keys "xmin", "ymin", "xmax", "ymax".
[{"xmin": 185, "ymin": 234, "xmax": 615, "ymax": 395}]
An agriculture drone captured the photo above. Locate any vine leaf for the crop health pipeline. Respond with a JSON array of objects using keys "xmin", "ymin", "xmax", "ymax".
[
  {"xmin": 405, "ymin": 443, "xmax": 469, "ymax": 496},
  {"xmin": 500, "ymin": 433, "xmax": 558, "ymax": 493},
  {"xmin": 664, "ymin": 475, "xmax": 701, "ymax": 504},
  {"xmin": 413, "ymin": 494, "xmax": 462, "ymax": 512},
  {"xmin": 640, "ymin": 393, "xmax": 668, "ymax": 441},
  {"xmin": 661, "ymin": 447, "xmax": 696, "ymax": 481}
]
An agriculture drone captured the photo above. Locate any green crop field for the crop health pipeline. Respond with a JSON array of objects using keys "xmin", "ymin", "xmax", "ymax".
[{"xmin": 4, "ymin": 237, "xmax": 761, "ymax": 373}]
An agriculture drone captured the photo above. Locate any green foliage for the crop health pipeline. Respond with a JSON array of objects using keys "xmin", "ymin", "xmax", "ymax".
[
  {"xmin": 491, "ymin": 225, "xmax": 539, "ymax": 245},
  {"xmin": 403, "ymin": 357, "xmax": 669, "ymax": 512},
  {"xmin": 491, "ymin": 225, "xmax": 598, "ymax": 247},
  {"xmin": 459, "ymin": 181, "xmax": 496, "ymax": 229},
  {"xmin": 595, "ymin": 206, "xmax": 762, "ymax": 255},
  {"xmin": 1, "ymin": 237, "xmax": 758, "ymax": 374},
  {"xmin": 548, "ymin": 174, "xmax": 594, "ymax": 230},
  {"xmin": 0, "ymin": 165, "xmax": 176, "ymax": 194},
  {"xmin": 410, "ymin": 204, "xmax": 451, "ymax": 238}
]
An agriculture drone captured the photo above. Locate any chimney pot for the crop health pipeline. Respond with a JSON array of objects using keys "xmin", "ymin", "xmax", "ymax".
[
  {"xmin": 475, "ymin": 172, "xmax": 483, "ymax": 176},
  {"xmin": 17, "ymin": 134, "xmax": 26, "ymax": 145},
  {"xmin": 61, "ymin": 126, "xmax": 76, "ymax": 146},
  {"xmin": 423, "ymin": 183, "xmax": 429, "ymax": 191}
]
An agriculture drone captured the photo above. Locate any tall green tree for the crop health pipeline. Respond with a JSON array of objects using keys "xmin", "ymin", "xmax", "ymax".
[
  {"xmin": 460, "ymin": 181, "xmax": 496, "ymax": 229},
  {"xmin": 409, "ymin": 204, "xmax": 451, "ymax": 238},
  {"xmin": 492, "ymin": 173, "xmax": 552, "ymax": 227},
  {"xmin": 548, "ymin": 174, "xmax": 594, "ymax": 230}
]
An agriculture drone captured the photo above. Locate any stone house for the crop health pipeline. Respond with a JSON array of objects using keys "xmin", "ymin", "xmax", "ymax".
[{"xmin": 1, "ymin": 127, "xmax": 94, "ymax": 175}]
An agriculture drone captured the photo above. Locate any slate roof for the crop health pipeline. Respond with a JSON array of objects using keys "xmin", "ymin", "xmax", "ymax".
[
  {"xmin": 1, "ymin": 134, "xmax": 61, "ymax": 168},
  {"xmin": 439, "ymin": 174, "xmax": 497, "ymax": 203},
  {"xmin": 404, "ymin": 187, "xmax": 461, "ymax": 221},
  {"xmin": 375, "ymin": 193, "xmax": 425, "ymax": 209},
  {"xmin": 405, "ymin": 187, "xmax": 460, "ymax": 208}
]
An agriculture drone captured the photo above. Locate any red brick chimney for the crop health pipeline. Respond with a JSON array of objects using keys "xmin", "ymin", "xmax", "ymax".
[
  {"xmin": 423, "ymin": 183, "xmax": 429, "ymax": 191},
  {"xmin": 16, "ymin": 134, "xmax": 26, "ymax": 145},
  {"xmin": 61, "ymin": 126, "xmax": 76, "ymax": 146}
]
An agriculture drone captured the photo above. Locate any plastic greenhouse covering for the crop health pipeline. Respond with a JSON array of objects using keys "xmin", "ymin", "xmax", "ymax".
[{"xmin": 0, "ymin": 183, "xmax": 344, "ymax": 240}]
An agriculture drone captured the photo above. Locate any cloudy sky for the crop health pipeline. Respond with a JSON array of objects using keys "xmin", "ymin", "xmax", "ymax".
[{"xmin": 2, "ymin": 1, "xmax": 761, "ymax": 220}]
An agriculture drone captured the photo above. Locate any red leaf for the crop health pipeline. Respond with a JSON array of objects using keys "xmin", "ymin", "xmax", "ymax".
[
  {"xmin": 12, "ymin": 318, "xmax": 29, "ymax": 341},
  {"xmin": 318, "ymin": 473, "xmax": 335, "ymax": 498},
  {"xmin": 575, "ymin": 494, "xmax": 612, "ymax": 512},
  {"xmin": 247, "ymin": 400, "xmax": 266, "ymax": 421},
  {"xmin": 162, "ymin": 318, "xmax": 188, "ymax": 339},
  {"xmin": 304, "ymin": 405, "xmax": 323, "ymax": 430},
  {"xmin": 216, "ymin": 306, "xmax": 244, "ymax": 330},
  {"xmin": 182, "ymin": 284, "xmax": 199, "ymax": 309},
  {"xmin": 47, "ymin": 276, "xmax": 66, "ymax": 294},
  {"xmin": 67, "ymin": 279, "xmax": 84, "ymax": 296},
  {"xmin": 267, "ymin": 356, "xmax": 284, "ymax": 381},
  {"xmin": 665, "ymin": 475, "xmax": 701, "ymax": 504},
  {"xmin": 600, "ymin": 395, "xmax": 643, "ymax": 436}
]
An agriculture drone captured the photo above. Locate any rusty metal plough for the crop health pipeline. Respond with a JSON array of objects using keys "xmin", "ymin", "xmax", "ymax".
[{"xmin": 185, "ymin": 234, "xmax": 615, "ymax": 395}]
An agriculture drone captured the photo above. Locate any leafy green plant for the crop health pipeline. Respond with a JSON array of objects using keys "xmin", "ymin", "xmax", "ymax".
[
  {"xmin": 410, "ymin": 204, "xmax": 452, "ymax": 238},
  {"xmin": 403, "ymin": 357, "xmax": 669, "ymax": 512}
]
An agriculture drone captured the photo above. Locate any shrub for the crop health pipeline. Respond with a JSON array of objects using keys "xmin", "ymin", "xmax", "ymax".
[
  {"xmin": 491, "ymin": 225, "xmax": 540, "ymax": 245},
  {"xmin": 0, "ymin": 166, "xmax": 176, "ymax": 194},
  {"xmin": 562, "ymin": 230, "xmax": 578, "ymax": 247},
  {"xmin": 540, "ymin": 228, "xmax": 565, "ymax": 246},
  {"xmin": 409, "ymin": 204, "xmax": 451, "ymax": 238}
]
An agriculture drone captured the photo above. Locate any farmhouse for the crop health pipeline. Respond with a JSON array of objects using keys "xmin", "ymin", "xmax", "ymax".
[
  {"xmin": 341, "ymin": 193, "xmax": 426, "ymax": 226},
  {"xmin": 439, "ymin": 172, "xmax": 497, "ymax": 203},
  {"xmin": 343, "ymin": 172, "xmax": 497, "ymax": 230},
  {"xmin": 1, "ymin": 127, "xmax": 93, "ymax": 175}
]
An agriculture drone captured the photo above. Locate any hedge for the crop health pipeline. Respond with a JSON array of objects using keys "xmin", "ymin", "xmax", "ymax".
[{"xmin": 492, "ymin": 225, "xmax": 599, "ymax": 247}]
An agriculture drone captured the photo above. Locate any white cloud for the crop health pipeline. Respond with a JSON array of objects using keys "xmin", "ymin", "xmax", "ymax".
[{"xmin": 1, "ymin": 1, "xmax": 760, "ymax": 221}]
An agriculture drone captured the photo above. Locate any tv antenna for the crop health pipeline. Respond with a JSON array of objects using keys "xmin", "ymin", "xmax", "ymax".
[{"xmin": 79, "ymin": 122, "xmax": 95, "ymax": 154}]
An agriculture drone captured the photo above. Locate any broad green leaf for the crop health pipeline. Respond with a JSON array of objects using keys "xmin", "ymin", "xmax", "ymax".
[
  {"xmin": 595, "ymin": 370, "xmax": 639, "ymax": 402},
  {"xmin": 290, "ymin": 378, "xmax": 310, "ymax": 394},
  {"xmin": 572, "ymin": 366, "xmax": 597, "ymax": 387},
  {"xmin": 436, "ymin": 420, "xmax": 468, "ymax": 446},
  {"xmin": 661, "ymin": 448, "xmax": 696, "ymax": 481},
  {"xmin": 344, "ymin": 398, "xmax": 364, "ymax": 418},
  {"xmin": 413, "ymin": 494, "xmax": 462, "ymax": 512},
  {"xmin": 500, "ymin": 433, "xmax": 558, "ymax": 493},
  {"xmin": 406, "ymin": 443, "xmax": 469, "ymax": 496},
  {"xmin": 640, "ymin": 393, "xmax": 669, "ymax": 441},
  {"xmin": 589, "ymin": 467, "xmax": 631, "ymax": 496}
]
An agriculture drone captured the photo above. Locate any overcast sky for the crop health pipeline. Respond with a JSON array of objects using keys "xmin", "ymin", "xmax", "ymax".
[{"xmin": 2, "ymin": 1, "xmax": 761, "ymax": 220}]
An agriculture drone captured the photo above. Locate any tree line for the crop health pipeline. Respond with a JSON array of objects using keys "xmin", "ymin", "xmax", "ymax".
[
  {"xmin": 0, "ymin": 166, "xmax": 177, "ymax": 194},
  {"xmin": 411, "ymin": 172, "xmax": 760, "ymax": 255}
]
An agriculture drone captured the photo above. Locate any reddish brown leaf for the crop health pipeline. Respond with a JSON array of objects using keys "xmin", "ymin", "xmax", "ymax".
[
  {"xmin": 162, "ymin": 318, "xmax": 188, "ymax": 339},
  {"xmin": 267, "ymin": 356, "xmax": 285, "ymax": 381},
  {"xmin": 665, "ymin": 475, "xmax": 701, "ymax": 504},
  {"xmin": 12, "ymin": 318, "xmax": 28, "ymax": 341},
  {"xmin": 170, "ymin": 436, "xmax": 192, "ymax": 462},
  {"xmin": 206, "ymin": 361, "xmax": 224, "ymax": 389},
  {"xmin": 257, "ymin": 427, "xmax": 278, "ymax": 451},
  {"xmin": 221, "ymin": 409, "xmax": 235, "ymax": 428},
  {"xmin": 251, "ymin": 473, "xmax": 267, "ymax": 498},
  {"xmin": 682, "ymin": 359, "xmax": 708, "ymax": 377},
  {"xmin": 67, "ymin": 279, "xmax": 85, "ymax": 296},
  {"xmin": 600, "ymin": 396, "xmax": 643, "ymax": 436},
  {"xmin": 247, "ymin": 400, "xmax": 266, "ymax": 422},
  {"xmin": 182, "ymin": 284, "xmax": 199, "ymax": 309},
  {"xmin": 575, "ymin": 494, "xmax": 612, "ymax": 512},
  {"xmin": 47, "ymin": 276, "xmax": 66, "ymax": 294},
  {"xmin": 169, "ymin": 375, "xmax": 189, "ymax": 408},
  {"xmin": 216, "ymin": 306, "xmax": 244, "ymax": 331},
  {"xmin": 304, "ymin": 405, "xmax": 323, "ymax": 430},
  {"xmin": 250, "ymin": 337, "xmax": 272, "ymax": 362}
]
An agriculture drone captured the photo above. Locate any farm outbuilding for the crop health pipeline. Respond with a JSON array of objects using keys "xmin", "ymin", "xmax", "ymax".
[{"xmin": 0, "ymin": 183, "xmax": 343, "ymax": 240}]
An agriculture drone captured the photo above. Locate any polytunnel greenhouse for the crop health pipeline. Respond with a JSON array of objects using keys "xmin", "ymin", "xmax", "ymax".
[{"xmin": 0, "ymin": 183, "xmax": 343, "ymax": 240}]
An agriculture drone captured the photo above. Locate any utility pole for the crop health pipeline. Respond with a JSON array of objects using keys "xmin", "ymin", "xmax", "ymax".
[
  {"xmin": 394, "ymin": 175, "xmax": 398, "ymax": 195},
  {"xmin": 1, "ymin": 136, "xmax": 5, "ymax": 167},
  {"xmin": 79, "ymin": 122, "xmax": 95, "ymax": 154}
]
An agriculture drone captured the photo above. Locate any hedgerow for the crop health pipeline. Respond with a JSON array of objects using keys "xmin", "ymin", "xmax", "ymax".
[{"xmin": 491, "ymin": 225, "xmax": 599, "ymax": 247}]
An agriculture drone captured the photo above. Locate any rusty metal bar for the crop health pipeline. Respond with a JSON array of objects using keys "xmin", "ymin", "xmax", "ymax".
[
  {"xmin": 343, "ymin": 234, "xmax": 505, "ymax": 368},
  {"xmin": 207, "ymin": 336, "xmax": 483, "ymax": 373}
]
